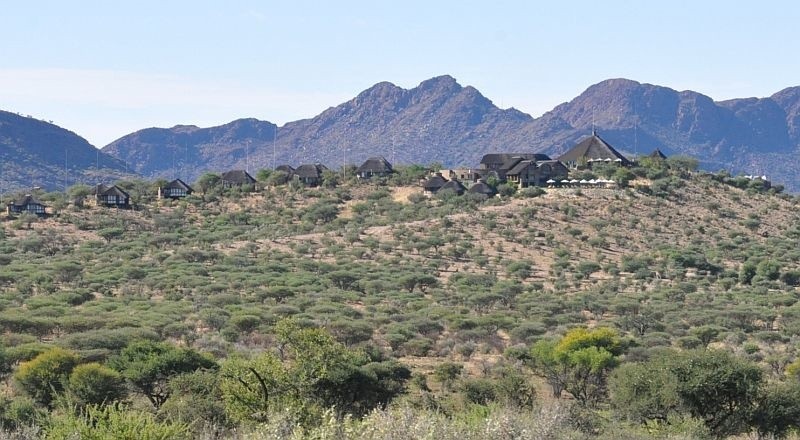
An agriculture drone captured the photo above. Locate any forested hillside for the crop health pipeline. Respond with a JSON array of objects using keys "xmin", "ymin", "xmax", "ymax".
[{"xmin": 0, "ymin": 159, "xmax": 799, "ymax": 439}]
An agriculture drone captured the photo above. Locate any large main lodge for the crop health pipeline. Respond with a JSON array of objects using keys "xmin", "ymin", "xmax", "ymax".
[{"xmin": 422, "ymin": 130, "xmax": 650, "ymax": 196}]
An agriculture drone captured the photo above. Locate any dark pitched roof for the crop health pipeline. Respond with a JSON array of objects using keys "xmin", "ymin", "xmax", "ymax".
[
  {"xmin": 537, "ymin": 159, "xmax": 566, "ymax": 169},
  {"xmin": 163, "ymin": 179, "xmax": 193, "ymax": 192},
  {"xmin": 9, "ymin": 194, "xmax": 44, "ymax": 208},
  {"xmin": 422, "ymin": 174, "xmax": 448, "ymax": 191},
  {"xmin": 93, "ymin": 184, "xmax": 109, "ymax": 195},
  {"xmin": 481, "ymin": 153, "xmax": 551, "ymax": 169},
  {"xmin": 294, "ymin": 164, "xmax": 326, "ymax": 179},
  {"xmin": 468, "ymin": 181, "xmax": 497, "ymax": 196},
  {"xmin": 440, "ymin": 179, "xmax": 467, "ymax": 195},
  {"xmin": 357, "ymin": 156, "xmax": 393, "ymax": 174},
  {"xmin": 276, "ymin": 165, "xmax": 295, "ymax": 174},
  {"xmin": 648, "ymin": 149, "xmax": 667, "ymax": 160},
  {"xmin": 221, "ymin": 170, "xmax": 256, "ymax": 184},
  {"xmin": 99, "ymin": 185, "xmax": 130, "ymax": 198},
  {"xmin": 506, "ymin": 160, "xmax": 536, "ymax": 176},
  {"xmin": 557, "ymin": 132, "xmax": 631, "ymax": 165}
]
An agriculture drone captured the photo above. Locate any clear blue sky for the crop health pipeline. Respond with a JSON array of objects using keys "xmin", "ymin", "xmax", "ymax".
[{"xmin": 1, "ymin": 1, "xmax": 798, "ymax": 147}]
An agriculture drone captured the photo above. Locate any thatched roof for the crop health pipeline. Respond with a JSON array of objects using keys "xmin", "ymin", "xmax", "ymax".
[
  {"xmin": 8, "ymin": 194, "xmax": 45, "ymax": 208},
  {"xmin": 221, "ymin": 170, "xmax": 256, "ymax": 185},
  {"xmin": 276, "ymin": 165, "xmax": 295, "ymax": 174},
  {"xmin": 506, "ymin": 160, "xmax": 536, "ymax": 176},
  {"xmin": 468, "ymin": 181, "xmax": 497, "ymax": 196},
  {"xmin": 422, "ymin": 174, "xmax": 448, "ymax": 191},
  {"xmin": 440, "ymin": 179, "xmax": 467, "ymax": 195},
  {"xmin": 481, "ymin": 153, "xmax": 551, "ymax": 170},
  {"xmin": 648, "ymin": 149, "xmax": 667, "ymax": 160},
  {"xmin": 163, "ymin": 179, "xmax": 193, "ymax": 192},
  {"xmin": 357, "ymin": 157, "xmax": 393, "ymax": 174},
  {"xmin": 557, "ymin": 132, "xmax": 631, "ymax": 166},
  {"xmin": 93, "ymin": 184, "xmax": 108, "ymax": 195},
  {"xmin": 99, "ymin": 185, "xmax": 130, "ymax": 198},
  {"xmin": 294, "ymin": 164, "xmax": 326, "ymax": 179}
]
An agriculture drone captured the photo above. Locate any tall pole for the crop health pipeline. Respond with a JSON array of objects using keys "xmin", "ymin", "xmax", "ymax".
[
  {"xmin": 633, "ymin": 100, "xmax": 638, "ymax": 158},
  {"xmin": 272, "ymin": 125, "xmax": 277, "ymax": 170},
  {"xmin": 64, "ymin": 146, "xmax": 68, "ymax": 194}
]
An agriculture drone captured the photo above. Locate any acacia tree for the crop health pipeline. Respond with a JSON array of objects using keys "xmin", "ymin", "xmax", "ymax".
[
  {"xmin": 108, "ymin": 341, "xmax": 217, "ymax": 408},
  {"xmin": 610, "ymin": 349, "xmax": 763, "ymax": 438},
  {"xmin": 14, "ymin": 347, "xmax": 80, "ymax": 407},
  {"xmin": 67, "ymin": 363, "xmax": 127, "ymax": 407},
  {"xmin": 220, "ymin": 319, "xmax": 409, "ymax": 425},
  {"xmin": 528, "ymin": 327, "xmax": 622, "ymax": 406}
]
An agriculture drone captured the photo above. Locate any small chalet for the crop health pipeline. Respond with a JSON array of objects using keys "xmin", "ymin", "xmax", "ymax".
[
  {"xmin": 95, "ymin": 185, "xmax": 130, "ymax": 208},
  {"xmin": 6, "ymin": 195, "xmax": 47, "ymax": 216},
  {"xmin": 294, "ymin": 164, "xmax": 327, "ymax": 186},
  {"xmin": 468, "ymin": 179, "xmax": 497, "ymax": 197},
  {"xmin": 422, "ymin": 172, "xmax": 449, "ymax": 194},
  {"xmin": 505, "ymin": 160, "xmax": 569, "ymax": 188},
  {"xmin": 479, "ymin": 153, "xmax": 552, "ymax": 180},
  {"xmin": 221, "ymin": 170, "xmax": 257, "ymax": 189},
  {"xmin": 439, "ymin": 179, "xmax": 467, "ymax": 196},
  {"xmin": 159, "ymin": 179, "xmax": 193, "ymax": 199},
  {"xmin": 557, "ymin": 131, "xmax": 631, "ymax": 169},
  {"xmin": 356, "ymin": 157, "xmax": 393, "ymax": 179}
]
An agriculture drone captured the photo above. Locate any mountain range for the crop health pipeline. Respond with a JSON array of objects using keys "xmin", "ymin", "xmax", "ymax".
[
  {"xmin": 3, "ymin": 75, "xmax": 800, "ymax": 192},
  {"xmin": 0, "ymin": 110, "xmax": 132, "ymax": 193}
]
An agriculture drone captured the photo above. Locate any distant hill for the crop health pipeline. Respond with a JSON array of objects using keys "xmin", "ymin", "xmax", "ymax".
[
  {"xmin": 102, "ymin": 118, "xmax": 279, "ymax": 180},
  {"xmin": 102, "ymin": 76, "xmax": 800, "ymax": 191},
  {"xmin": 523, "ymin": 79, "xmax": 800, "ymax": 188},
  {"xmin": 103, "ymin": 76, "xmax": 534, "ymax": 181},
  {"xmin": 0, "ymin": 111, "xmax": 132, "ymax": 192}
]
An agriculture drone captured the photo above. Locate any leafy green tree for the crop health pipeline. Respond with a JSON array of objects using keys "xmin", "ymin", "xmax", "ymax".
[
  {"xmin": 303, "ymin": 200, "xmax": 340, "ymax": 224},
  {"xmin": 610, "ymin": 360, "xmax": 683, "ymax": 424},
  {"xmin": 666, "ymin": 155, "xmax": 699, "ymax": 172},
  {"xmin": 98, "ymin": 227, "xmax": 125, "ymax": 243},
  {"xmin": 528, "ymin": 327, "xmax": 622, "ymax": 406},
  {"xmin": 158, "ymin": 370, "xmax": 230, "ymax": 430},
  {"xmin": 497, "ymin": 183, "xmax": 517, "ymax": 197},
  {"xmin": 267, "ymin": 170, "xmax": 290, "ymax": 186},
  {"xmin": 67, "ymin": 363, "xmax": 127, "ymax": 406},
  {"xmin": 14, "ymin": 347, "xmax": 80, "ymax": 407},
  {"xmin": 195, "ymin": 173, "xmax": 221, "ymax": 197},
  {"xmin": 613, "ymin": 167, "xmax": 636, "ymax": 187},
  {"xmin": 610, "ymin": 349, "xmax": 763, "ymax": 438},
  {"xmin": 751, "ymin": 382, "xmax": 800, "ymax": 439},
  {"xmin": 433, "ymin": 362, "xmax": 463, "ymax": 392},
  {"xmin": 690, "ymin": 325, "xmax": 725, "ymax": 347},
  {"xmin": 15, "ymin": 212, "xmax": 39, "ymax": 230},
  {"xmin": 256, "ymin": 169, "xmax": 272, "ymax": 182},
  {"xmin": 108, "ymin": 341, "xmax": 217, "ymax": 409},
  {"xmin": 220, "ymin": 320, "xmax": 409, "ymax": 425}
]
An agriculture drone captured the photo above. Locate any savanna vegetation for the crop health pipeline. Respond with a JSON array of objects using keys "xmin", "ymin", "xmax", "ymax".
[{"xmin": 0, "ymin": 157, "xmax": 798, "ymax": 439}]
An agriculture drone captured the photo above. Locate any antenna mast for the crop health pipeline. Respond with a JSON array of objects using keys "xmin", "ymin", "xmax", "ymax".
[
  {"xmin": 633, "ymin": 100, "xmax": 638, "ymax": 157},
  {"xmin": 64, "ymin": 146, "xmax": 68, "ymax": 194}
]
